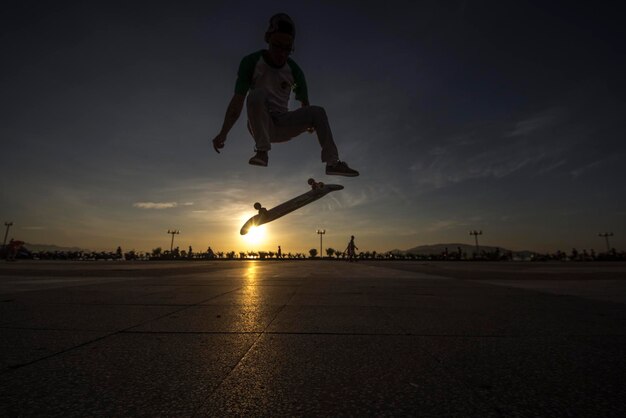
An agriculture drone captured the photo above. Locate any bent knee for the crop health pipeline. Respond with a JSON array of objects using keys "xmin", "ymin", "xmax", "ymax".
[{"xmin": 309, "ymin": 105, "xmax": 328, "ymax": 123}]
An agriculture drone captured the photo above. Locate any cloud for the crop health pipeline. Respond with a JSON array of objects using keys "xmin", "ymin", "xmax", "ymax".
[
  {"xmin": 412, "ymin": 146, "xmax": 553, "ymax": 190},
  {"xmin": 133, "ymin": 202, "xmax": 178, "ymax": 209},
  {"xmin": 422, "ymin": 217, "xmax": 481, "ymax": 233},
  {"xmin": 533, "ymin": 159, "xmax": 567, "ymax": 176},
  {"xmin": 570, "ymin": 160, "xmax": 603, "ymax": 179},
  {"xmin": 506, "ymin": 109, "xmax": 561, "ymax": 137},
  {"xmin": 424, "ymin": 220, "xmax": 466, "ymax": 232},
  {"xmin": 408, "ymin": 108, "xmax": 575, "ymax": 193}
]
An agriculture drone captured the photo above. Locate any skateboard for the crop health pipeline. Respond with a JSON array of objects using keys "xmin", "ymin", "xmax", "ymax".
[{"xmin": 240, "ymin": 178, "xmax": 344, "ymax": 235}]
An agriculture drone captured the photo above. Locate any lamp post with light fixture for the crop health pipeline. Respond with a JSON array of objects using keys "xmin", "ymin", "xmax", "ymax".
[
  {"xmin": 3, "ymin": 222, "xmax": 13, "ymax": 247},
  {"xmin": 469, "ymin": 230, "xmax": 482, "ymax": 256},
  {"xmin": 167, "ymin": 229, "xmax": 179, "ymax": 252},
  {"xmin": 598, "ymin": 232, "xmax": 614, "ymax": 252},
  {"xmin": 316, "ymin": 229, "xmax": 326, "ymax": 258}
]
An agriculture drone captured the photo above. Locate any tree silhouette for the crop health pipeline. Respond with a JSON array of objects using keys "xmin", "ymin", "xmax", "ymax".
[
  {"xmin": 309, "ymin": 248, "xmax": 318, "ymax": 258},
  {"xmin": 124, "ymin": 250, "xmax": 137, "ymax": 260}
]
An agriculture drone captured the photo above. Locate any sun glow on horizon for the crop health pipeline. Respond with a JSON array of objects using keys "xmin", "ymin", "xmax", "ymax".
[
  {"xmin": 237, "ymin": 209, "xmax": 269, "ymax": 248},
  {"xmin": 244, "ymin": 225, "xmax": 267, "ymax": 245}
]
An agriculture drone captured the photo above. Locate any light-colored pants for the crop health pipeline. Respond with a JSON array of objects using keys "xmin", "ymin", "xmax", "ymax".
[{"xmin": 246, "ymin": 88, "xmax": 339, "ymax": 163}]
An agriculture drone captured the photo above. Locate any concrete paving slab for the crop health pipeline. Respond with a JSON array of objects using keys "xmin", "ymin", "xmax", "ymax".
[
  {"xmin": 267, "ymin": 305, "xmax": 405, "ymax": 334},
  {"xmin": 202, "ymin": 285, "xmax": 298, "ymax": 306},
  {"xmin": 0, "ymin": 328, "xmax": 109, "ymax": 371},
  {"xmin": 131, "ymin": 304, "xmax": 285, "ymax": 333},
  {"xmin": 477, "ymin": 278, "xmax": 626, "ymax": 304},
  {"xmin": 365, "ymin": 261, "xmax": 626, "ymax": 282},
  {"xmin": 0, "ymin": 333, "xmax": 259, "ymax": 417},
  {"xmin": 197, "ymin": 334, "xmax": 499, "ymax": 417},
  {"xmin": 1, "ymin": 303, "xmax": 180, "ymax": 331},
  {"xmin": 568, "ymin": 334, "xmax": 626, "ymax": 358},
  {"xmin": 287, "ymin": 289, "xmax": 375, "ymax": 306},
  {"xmin": 4, "ymin": 284, "xmax": 238, "ymax": 306},
  {"xmin": 392, "ymin": 305, "xmax": 625, "ymax": 337},
  {"xmin": 419, "ymin": 335, "xmax": 626, "ymax": 417},
  {"xmin": 1, "ymin": 260, "xmax": 625, "ymax": 416}
]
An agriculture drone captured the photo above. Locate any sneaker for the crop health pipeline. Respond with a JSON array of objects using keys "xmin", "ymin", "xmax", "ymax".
[
  {"xmin": 326, "ymin": 160, "xmax": 359, "ymax": 177},
  {"xmin": 249, "ymin": 150, "xmax": 268, "ymax": 167}
]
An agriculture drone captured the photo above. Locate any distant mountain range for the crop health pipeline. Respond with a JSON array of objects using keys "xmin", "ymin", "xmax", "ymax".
[{"xmin": 390, "ymin": 243, "xmax": 537, "ymax": 257}]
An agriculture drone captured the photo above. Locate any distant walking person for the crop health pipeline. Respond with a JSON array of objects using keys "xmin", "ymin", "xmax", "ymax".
[
  {"xmin": 277, "ymin": 245, "xmax": 282, "ymax": 259},
  {"xmin": 6, "ymin": 239, "xmax": 24, "ymax": 261},
  {"xmin": 345, "ymin": 235, "xmax": 358, "ymax": 262},
  {"xmin": 211, "ymin": 13, "xmax": 359, "ymax": 177}
]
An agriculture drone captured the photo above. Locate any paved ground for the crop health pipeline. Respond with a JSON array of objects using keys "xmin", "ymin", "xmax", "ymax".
[{"xmin": 0, "ymin": 260, "xmax": 625, "ymax": 417}]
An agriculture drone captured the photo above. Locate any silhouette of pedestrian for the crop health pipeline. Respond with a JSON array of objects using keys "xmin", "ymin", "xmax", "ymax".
[
  {"xmin": 6, "ymin": 239, "xmax": 24, "ymax": 261},
  {"xmin": 277, "ymin": 245, "xmax": 282, "ymax": 259},
  {"xmin": 345, "ymin": 235, "xmax": 358, "ymax": 262}
]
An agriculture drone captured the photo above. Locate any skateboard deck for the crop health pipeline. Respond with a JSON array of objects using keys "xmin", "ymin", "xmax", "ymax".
[{"xmin": 240, "ymin": 179, "xmax": 343, "ymax": 235}]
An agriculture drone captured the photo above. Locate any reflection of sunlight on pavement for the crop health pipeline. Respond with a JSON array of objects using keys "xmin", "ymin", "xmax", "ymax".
[
  {"xmin": 245, "ymin": 261, "xmax": 258, "ymax": 284},
  {"xmin": 239, "ymin": 261, "xmax": 261, "ymax": 330}
]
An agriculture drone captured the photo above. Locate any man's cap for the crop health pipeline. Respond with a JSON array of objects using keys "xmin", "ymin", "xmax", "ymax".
[{"xmin": 265, "ymin": 13, "xmax": 295, "ymax": 42}]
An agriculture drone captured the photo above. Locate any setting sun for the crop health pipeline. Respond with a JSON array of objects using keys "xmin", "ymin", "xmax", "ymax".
[
  {"xmin": 241, "ymin": 224, "xmax": 268, "ymax": 246},
  {"xmin": 238, "ymin": 209, "xmax": 270, "ymax": 247}
]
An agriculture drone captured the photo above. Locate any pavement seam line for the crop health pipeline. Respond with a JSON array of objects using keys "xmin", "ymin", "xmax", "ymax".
[
  {"xmin": 0, "ymin": 286, "xmax": 245, "ymax": 374},
  {"xmin": 121, "ymin": 286, "xmax": 245, "ymax": 333},
  {"xmin": 191, "ymin": 282, "xmax": 300, "ymax": 416}
]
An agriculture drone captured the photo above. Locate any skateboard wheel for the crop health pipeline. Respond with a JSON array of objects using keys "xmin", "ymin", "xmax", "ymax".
[
  {"xmin": 318, "ymin": 182, "xmax": 324, "ymax": 188},
  {"xmin": 307, "ymin": 178, "xmax": 315, "ymax": 185},
  {"xmin": 254, "ymin": 202, "xmax": 262, "ymax": 210}
]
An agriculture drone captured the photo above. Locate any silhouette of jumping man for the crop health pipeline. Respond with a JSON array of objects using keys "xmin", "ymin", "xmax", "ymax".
[
  {"xmin": 345, "ymin": 235, "xmax": 358, "ymax": 262},
  {"xmin": 212, "ymin": 13, "xmax": 359, "ymax": 177}
]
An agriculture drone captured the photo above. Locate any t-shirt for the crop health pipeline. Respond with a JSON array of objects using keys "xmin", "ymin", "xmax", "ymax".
[{"xmin": 234, "ymin": 50, "xmax": 308, "ymax": 114}]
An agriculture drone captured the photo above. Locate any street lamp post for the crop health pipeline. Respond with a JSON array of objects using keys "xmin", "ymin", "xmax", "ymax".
[
  {"xmin": 316, "ymin": 229, "xmax": 325, "ymax": 258},
  {"xmin": 598, "ymin": 232, "xmax": 614, "ymax": 252},
  {"xmin": 167, "ymin": 229, "xmax": 180, "ymax": 252},
  {"xmin": 469, "ymin": 230, "xmax": 482, "ymax": 256},
  {"xmin": 3, "ymin": 222, "xmax": 13, "ymax": 247}
]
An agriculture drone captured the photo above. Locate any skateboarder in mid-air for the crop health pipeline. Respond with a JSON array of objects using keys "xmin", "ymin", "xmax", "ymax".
[{"xmin": 212, "ymin": 13, "xmax": 359, "ymax": 177}]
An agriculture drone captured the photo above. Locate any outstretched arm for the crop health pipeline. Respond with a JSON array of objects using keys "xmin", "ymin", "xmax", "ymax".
[{"xmin": 212, "ymin": 93, "xmax": 245, "ymax": 153}]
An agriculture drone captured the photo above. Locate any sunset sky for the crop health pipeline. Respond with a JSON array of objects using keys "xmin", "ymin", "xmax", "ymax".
[{"xmin": 1, "ymin": 1, "xmax": 624, "ymax": 254}]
